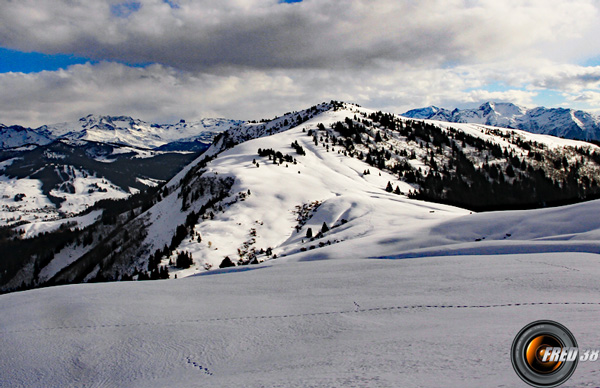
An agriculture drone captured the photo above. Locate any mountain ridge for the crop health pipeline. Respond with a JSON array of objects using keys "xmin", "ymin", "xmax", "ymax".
[
  {"xmin": 402, "ymin": 102, "xmax": 600, "ymax": 141},
  {"xmin": 1, "ymin": 115, "xmax": 243, "ymax": 151}
]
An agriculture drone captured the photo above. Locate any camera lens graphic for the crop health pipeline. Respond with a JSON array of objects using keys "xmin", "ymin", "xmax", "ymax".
[
  {"xmin": 525, "ymin": 334, "xmax": 564, "ymax": 374},
  {"xmin": 511, "ymin": 320, "xmax": 579, "ymax": 387}
]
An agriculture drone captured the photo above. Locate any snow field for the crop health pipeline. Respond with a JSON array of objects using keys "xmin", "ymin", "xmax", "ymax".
[{"xmin": 3, "ymin": 252, "xmax": 600, "ymax": 387}]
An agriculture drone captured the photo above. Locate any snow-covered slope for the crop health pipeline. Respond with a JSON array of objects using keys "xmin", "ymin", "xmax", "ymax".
[
  {"xmin": 402, "ymin": 102, "xmax": 600, "ymax": 141},
  {"xmin": 2, "ymin": 231, "xmax": 600, "ymax": 387},
  {"xmin": 3, "ymin": 101, "xmax": 600, "ymax": 292},
  {"xmin": 0, "ymin": 141, "xmax": 198, "ymax": 228},
  {"xmin": 0, "ymin": 115, "xmax": 242, "ymax": 227},
  {"xmin": 43, "ymin": 101, "xmax": 598, "ymax": 283}
]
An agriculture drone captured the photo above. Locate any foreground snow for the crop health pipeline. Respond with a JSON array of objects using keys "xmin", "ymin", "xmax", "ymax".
[{"xmin": 2, "ymin": 251, "xmax": 600, "ymax": 387}]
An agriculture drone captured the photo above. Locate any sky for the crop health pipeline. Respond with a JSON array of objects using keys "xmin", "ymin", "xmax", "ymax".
[{"xmin": 1, "ymin": 0, "xmax": 600, "ymax": 127}]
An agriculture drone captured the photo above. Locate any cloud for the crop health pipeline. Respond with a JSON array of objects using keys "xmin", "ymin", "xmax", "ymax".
[
  {"xmin": 570, "ymin": 91, "xmax": 600, "ymax": 103},
  {"xmin": 0, "ymin": 61, "xmax": 545, "ymax": 127},
  {"xmin": 0, "ymin": 62, "xmax": 321, "ymax": 126},
  {"xmin": 2, "ymin": 1, "xmax": 600, "ymax": 126},
  {"xmin": 1, "ymin": 0, "xmax": 598, "ymax": 71},
  {"xmin": 530, "ymin": 65, "xmax": 600, "ymax": 93}
]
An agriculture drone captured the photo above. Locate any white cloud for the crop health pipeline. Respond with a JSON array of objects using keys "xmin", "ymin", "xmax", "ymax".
[
  {"xmin": 562, "ymin": 90, "xmax": 600, "ymax": 114},
  {"xmin": 1, "ymin": 0, "xmax": 598, "ymax": 70},
  {"xmin": 529, "ymin": 65, "xmax": 600, "ymax": 93},
  {"xmin": 0, "ymin": 61, "xmax": 548, "ymax": 127}
]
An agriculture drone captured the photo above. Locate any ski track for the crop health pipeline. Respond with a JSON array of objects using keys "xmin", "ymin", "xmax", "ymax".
[{"xmin": 2, "ymin": 301, "xmax": 599, "ymax": 335}]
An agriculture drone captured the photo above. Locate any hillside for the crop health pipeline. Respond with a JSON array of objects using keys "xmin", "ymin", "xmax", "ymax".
[
  {"xmin": 402, "ymin": 102, "xmax": 600, "ymax": 141},
  {"xmin": 0, "ymin": 141, "xmax": 199, "ymax": 227},
  {"xmin": 0, "ymin": 115, "xmax": 242, "ymax": 229},
  {"xmin": 0, "ymin": 125, "xmax": 53, "ymax": 149},
  {"xmin": 3, "ymin": 101, "xmax": 600, "ymax": 293}
]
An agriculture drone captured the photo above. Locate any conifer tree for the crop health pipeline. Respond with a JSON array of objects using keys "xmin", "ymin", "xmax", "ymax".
[{"xmin": 219, "ymin": 256, "xmax": 235, "ymax": 268}]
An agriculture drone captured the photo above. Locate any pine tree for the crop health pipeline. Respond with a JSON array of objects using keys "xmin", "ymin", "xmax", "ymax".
[
  {"xmin": 306, "ymin": 227, "xmax": 313, "ymax": 238},
  {"xmin": 176, "ymin": 251, "xmax": 193, "ymax": 269},
  {"xmin": 321, "ymin": 222, "xmax": 329, "ymax": 233},
  {"xmin": 386, "ymin": 181, "xmax": 393, "ymax": 192},
  {"xmin": 219, "ymin": 256, "xmax": 235, "ymax": 268},
  {"xmin": 159, "ymin": 266, "xmax": 169, "ymax": 279}
]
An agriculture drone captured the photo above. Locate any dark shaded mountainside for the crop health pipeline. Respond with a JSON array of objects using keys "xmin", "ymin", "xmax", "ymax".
[
  {"xmin": 0, "ymin": 141, "xmax": 199, "ymax": 208},
  {"xmin": 2, "ymin": 101, "xmax": 600, "ymax": 294}
]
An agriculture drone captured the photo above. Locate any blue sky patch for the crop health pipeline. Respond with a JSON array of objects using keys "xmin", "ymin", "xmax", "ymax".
[
  {"xmin": 0, "ymin": 47, "xmax": 158, "ymax": 74},
  {"xmin": 111, "ymin": 1, "xmax": 142, "ymax": 18},
  {"xmin": 531, "ymin": 90, "xmax": 566, "ymax": 109},
  {"xmin": 0, "ymin": 48, "xmax": 95, "ymax": 73},
  {"xmin": 581, "ymin": 56, "xmax": 600, "ymax": 67},
  {"xmin": 464, "ymin": 81, "xmax": 513, "ymax": 93},
  {"xmin": 163, "ymin": 0, "xmax": 180, "ymax": 8}
]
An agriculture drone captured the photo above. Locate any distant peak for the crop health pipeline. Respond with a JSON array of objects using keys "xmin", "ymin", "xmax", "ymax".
[
  {"xmin": 402, "ymin": 101, "xmax": 600, "ymax": 141},
  {"xmin": 478, "ymin": 101, "xmax": 526, "ymax": 110},
  {"xmin": 79, "ymin": 114, "xmax": 136, "ymax": 122}
]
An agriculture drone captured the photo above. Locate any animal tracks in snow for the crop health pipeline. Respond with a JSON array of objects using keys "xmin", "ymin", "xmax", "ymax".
[
  {"xmin": 185, "ymin": 356, "xmax": 213, "ymax": 376},
  {"xmin": 3, "ymin": 302, "xmax": 600, "ymax": 335}
]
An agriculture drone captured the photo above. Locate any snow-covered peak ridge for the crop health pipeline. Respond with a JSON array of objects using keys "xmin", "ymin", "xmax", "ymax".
[
  {"xmin": 399, "ymin": 106, "xmax": 446, "ymax": 120},
  {"xmin": 42, "ymin": 115, "xmax": 244, "ymax": 149},
  {"xmin": 1, "ymin": 116, "xmax": 244, "ymax": 150},
  {"xmin": 402, "ymin": 102, "xmax": 600, "ymax": 141},
  {"xmin": 478, "ymin": 101, "xmax": 527, "ymax": 116},
  {"xmin": 0, "ymin": 125, "xmax": 54, "ymax": 149},
  {"xmin": 83, "ymin": 98, "xmax": 600, "ymax": 283},
  {"xmin": 206, "ymin": 101, "xmax": 343, "ymax": 156}
]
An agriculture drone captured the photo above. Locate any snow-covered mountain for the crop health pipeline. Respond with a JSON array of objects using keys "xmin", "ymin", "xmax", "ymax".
[
  {"xmin": 4, "ymin": 101, "xmax": 600, "ymax": 293},
  {"xmin": 0, "ymin": 116, "xmax": 244, "ymax": 227},
  {"xmin": 1, "ymin": 115, "xmax": 243, "ymax": 151},
  {"xmin": 3, "ymin": 103, "xmax": 600, "ymax": 387},
  {"xmin": 0, "ymin": 124, "xmax": 54, "ymax": 149},
  {"xmin": 402, "ymin": 102, "xmax": 600, "ymax": 141}
]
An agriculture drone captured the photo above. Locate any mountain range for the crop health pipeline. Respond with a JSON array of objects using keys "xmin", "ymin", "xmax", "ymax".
[
  {"xmin": 2, "ymin": 101, "xmax": 600, "ymax": 294},
  {"xmin": 402, "ymin": 102, "xmax": 600, "ymax": 141},
  {"xmin": 0, "ymin": 115, "xmax": 242, "ymax": 227},
  {"xmin": 0, "ymin": 115, "xmax": 242, "ymax": 151}
]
